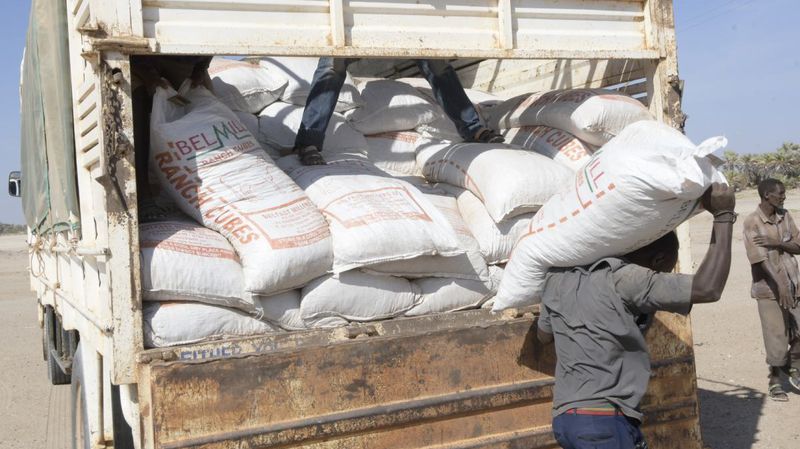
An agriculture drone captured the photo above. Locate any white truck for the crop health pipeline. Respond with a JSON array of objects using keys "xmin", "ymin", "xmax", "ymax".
[{"xmin": 13, "ymin": 1, "xmax": 698, "ymax": 448}]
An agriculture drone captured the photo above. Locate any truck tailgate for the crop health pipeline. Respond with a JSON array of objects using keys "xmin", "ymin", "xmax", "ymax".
[{"xmin": 138, "ymin": 309, "xmax": 699, "ymax": 449}]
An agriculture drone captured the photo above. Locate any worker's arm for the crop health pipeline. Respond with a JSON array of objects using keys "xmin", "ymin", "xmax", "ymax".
[
  {"xmin": 537, "ymin": 305, "xmax": 554, "ymax": 344},
  {"xmin": 690, "ymin": 183, "xmax": 735, "ymax": 304},
  {"xmin": 537, "ymin": 328, "xmax": 554, "ymax": 345},
  {"xmin": 752, "ymin": 214, "xmax": 800, "ymax": 255}
]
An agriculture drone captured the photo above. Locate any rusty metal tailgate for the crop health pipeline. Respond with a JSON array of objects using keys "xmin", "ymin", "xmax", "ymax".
[{"xmin": 138, "ymin": 309, "xmax": 700, "ymax": 449}]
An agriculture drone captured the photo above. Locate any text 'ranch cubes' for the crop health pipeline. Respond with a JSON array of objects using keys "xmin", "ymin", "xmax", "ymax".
[{"xmin": 149, "ymin": 82, "xmax": 333, "ymax": 296}]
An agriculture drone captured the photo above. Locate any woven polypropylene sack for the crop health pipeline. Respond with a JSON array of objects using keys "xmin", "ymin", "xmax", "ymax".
[
  {"xmin": 488, "ymin": 89, "xmax": 654, "ymax": 146},
  {"xmin": 363, "ymin": 186, "xmax": 490, "ymax": 281},
  {"xmin": 140, "ymin": 220, "xmax": 254, "ymax": 310},
  {"xmin": 208, "ymin": 57, "xmax": 287, "ymax": 114},
  {"xmin": 503, "ymin": 126, "xmax": 594, "ymax": 171},
  {"xmin": 364, "ymin": 131, "xmax": 425, "ymax": 177},
  {"xmin": 300, "ymin": 271, "xmax": 421, "ymax": 326},
  {"xmin": 277, "ymin": 155, "xmax": 462, "ymax": 273},
  {"xmin": 254, "ymin": 290, "xmax": 305, "ymax": 331},
  {"xmin": 345, "ymin": 79, "xmax": 439, "ymax": 135},
  {"xmin": 257, "ymin": 101, "xmax": 367, "ymax": 155},
  {"xmin": 149, "ymin": 83, "xmax": 333, "ymax": 296},
  {"xmin": 406, "ymin": 266, "xmax": 502, "ymax": 316},
  {"xmin": 143, "ymin": 302, "xmax": 280, "ymax": 348},
  {"xmin": 447, "ymin": 187, "xmax": 534, "ymax": 265},
  {"xmin": 417, "ymin": 141, "xmax": 573, "ymax": 222},
  {"xmin": 494, "ymin": 121, "xmax": 728, "ymax": 311},
  {"xmin": 259, "ymin": 57, "xmax": 363, "ymax": 112}
]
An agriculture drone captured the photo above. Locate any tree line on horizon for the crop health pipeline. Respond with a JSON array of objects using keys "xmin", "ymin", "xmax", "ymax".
[
  {"xmin": 723, "ymin": 142, "xmax": 800, "ymax": 190},
  {"xmin": 0, "ymin": 223, "xmax": 26, "ymax": 234}
]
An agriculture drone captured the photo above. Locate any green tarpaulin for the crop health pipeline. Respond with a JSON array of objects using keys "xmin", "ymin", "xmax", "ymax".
[{"xmin": 20, "ymin": 0, "xmax": 80, "ymax": 234}]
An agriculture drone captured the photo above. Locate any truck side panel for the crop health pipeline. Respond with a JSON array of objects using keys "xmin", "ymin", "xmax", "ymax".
[{"xmin": 87, "ymin": 0, "xmax": 659, "ymax": 59}]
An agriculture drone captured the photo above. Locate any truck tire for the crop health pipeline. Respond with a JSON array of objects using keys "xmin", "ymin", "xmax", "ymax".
[
  {"xmin": 111, "ymin": 384, "xmax": 135, "ymax": 449},
  {"xmin": 45, "ymin": 306, "xmax": 71, "ymax": 385},
  {"xmin": 70, "ymin": 346, "xmax": 90, "ymax": 449}
]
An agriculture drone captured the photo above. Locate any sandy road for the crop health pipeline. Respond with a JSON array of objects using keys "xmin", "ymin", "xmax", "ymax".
[
  {"xmin": 1, "ymin": 190, "xmax": 800, "ymax": 449},
  {"xmin": 0, "ymin": 234, "xmax": 70, "ymax": 449}
]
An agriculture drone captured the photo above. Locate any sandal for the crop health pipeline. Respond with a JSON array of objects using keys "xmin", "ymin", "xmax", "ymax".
[
  {"xmin": 470, "ymin": 128, "xmax": 505, "ymax": 144},
  {"xmin": 786, "ymin": 368, "xmax": 800, "ymax": 392},
  {"xmin": 768, "ymin": 383, "xmax": 789, "ymax": 402},
  {"xmin": 296, "ymin": 145, "xmax": 326, "ymax": 166}
]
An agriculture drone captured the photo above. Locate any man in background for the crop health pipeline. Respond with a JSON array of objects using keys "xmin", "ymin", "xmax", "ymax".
[{"xmin": 743, "ymin": 178, "xmax": 800, "ymax": 401}]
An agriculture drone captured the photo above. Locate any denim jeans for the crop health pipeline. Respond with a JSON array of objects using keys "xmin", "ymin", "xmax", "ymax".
[
  {"xmin": 294, "ymin": 58, "xmax": 484, "ymax": 149},
  {"xmin": 552, "ymin": 413, "xmax": 648, "ymax": 449}
]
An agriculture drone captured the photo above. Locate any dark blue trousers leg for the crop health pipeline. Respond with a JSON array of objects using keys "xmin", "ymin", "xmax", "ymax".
[
  {"xmin": 295, "ymin": 57, "xmax": 355, "ymax": 149},
  {"xmin": 415, "ymin": 59, "xmax": 483, "ymax": 140}
]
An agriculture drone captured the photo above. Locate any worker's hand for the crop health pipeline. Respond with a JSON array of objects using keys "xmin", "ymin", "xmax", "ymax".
[
  {"xmin": 701, "ymin": 183, "xmax": 736, "ymax": 216},
  {"xmin": 753, "ymin": 234, "xmax": 783, "ymax": 249},
  {"xmin": 134, "ymin": 64, "xmax": 170, "ymax": 94},
  {"xmin": 777, "ymin": 282, "xmax": 795, "ymax": 310},
  {"xmin": 190, "ymin": 57, "xmax": 213, "ymax": 89}
]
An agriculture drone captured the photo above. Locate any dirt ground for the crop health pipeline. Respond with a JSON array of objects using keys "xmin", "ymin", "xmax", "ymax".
[
  {"xmin": 1, "ymin": 189, "xmax": 800, "ymax": 449},
  {"xmin": 689, "ymin": 189, "xmax": 800, "ymax": 449}
]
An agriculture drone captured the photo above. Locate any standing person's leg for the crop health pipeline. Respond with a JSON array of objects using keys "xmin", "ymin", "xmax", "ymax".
[
  {"xmin": 415, "ymin": 59, "xmax": 503, "ymax": 143},
  {"xmin": 785, "ymin": 302, "xmax": 800, "ymax": 391},
  {"xmin": 757, "ymin": 298, "xmax": 791, "ymax": 400},
  {"xmin": 294, "ymin": 58, "xmax": 354, "ymax": 164}
]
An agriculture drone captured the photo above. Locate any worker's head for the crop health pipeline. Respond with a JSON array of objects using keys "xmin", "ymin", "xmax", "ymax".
[
  {"xmin": 758, "ymin": 178, "xmax": 786, "ymax": 209},
  {"xmin": 624, "ymin": 231, "xmax": 679, "ymax": 273}
]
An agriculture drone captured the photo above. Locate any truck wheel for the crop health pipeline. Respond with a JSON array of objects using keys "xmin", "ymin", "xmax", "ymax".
[
  {"xmin": 111, "ymin": 384, "xmax": 135, "ymax": 449},
  {"xmin": 70, "ymin": 346, "xmax": 90, "ymax": 449},
  {"xmin": 45, "ymin": 306, "xmax": 71, "ymax": 385}
]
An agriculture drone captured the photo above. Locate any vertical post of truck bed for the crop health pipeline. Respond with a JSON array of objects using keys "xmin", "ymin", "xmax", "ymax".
[{"xmin": 643, "ymin": 1, "xmax": 703, "ymax": 447}]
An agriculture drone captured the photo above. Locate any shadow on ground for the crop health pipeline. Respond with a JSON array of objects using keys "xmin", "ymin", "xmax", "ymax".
[{"xmin": 699, "ymin": 380, "xmax": 764, "ymax": 449}]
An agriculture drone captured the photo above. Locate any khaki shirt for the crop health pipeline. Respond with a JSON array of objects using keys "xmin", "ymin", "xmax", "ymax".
[{"xmin": 743, "ymin": 207, "xmax": 800, "ymax": 300}]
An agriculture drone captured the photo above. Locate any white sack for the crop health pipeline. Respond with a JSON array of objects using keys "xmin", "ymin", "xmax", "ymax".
[
  {"xmin": 488, "ymin": 89, "xmax": 654, "ymax": 146},
  {"xmin": 257, "ymin": 102, "xmax": 367, "ymax": 154},
  {"xmin": 300, "ymin": 271, "xmax": 420, "ymax": 326},
  {"xmin": 208, "ymin": 57, "xmax": 287, "ymax": 114},
  {"xmin": 232, "ymin": 111, "xmax": 282, "ymax": 160},
  {"xmin": 503, "ymin": 126, "xmax": 594, "ymax": 171},
  {"xmin": 364, "ymin": 131, "xmax": 424, "ymax": 177},
  {"xmin": 254, "ymin": 290, "xmax": 305, "ymax": 330},
  {"xmin": 346, "ymin": 79, "xmax": 438, "ymax": 135},
  {"xmin": 494, "ymin": 121, "xmax": 728, "ymax": 311},
  {"xmin": 259, "ymin": 57, "xmax": 363, "ymax": 112},
  {"xmin": 364, "ymin": 187, "xmax": 490, "ymax": 281},
  {"xmin": 396, "ymin": 77, "xmax": 498, "ymax": 141},
  {"xmin": 416, "ymin": 141, "xmax": 573, "ymax": 222},
  {"xmin": 278, "ymin": 155, "xmax": 462, "ymax": 273},
  {"xmin": 139, "ymin": 220, "xmax": 252, "ymax": 309},
  {"xmin": 450, "ymin": 187, "xmax": 534, "ymax": 265},
  {"xmin": 143, "ymin": 302, "xmax": 279, "ymax": 348},
  {"xmin": 406, "ymin": 266, "xmax": 503, "ymax": 316},
  {"xmin": 149, "ymin": 83, "xmax": 333, "ymax": 295}
]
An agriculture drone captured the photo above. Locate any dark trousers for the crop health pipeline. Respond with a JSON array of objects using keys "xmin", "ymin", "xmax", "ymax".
[
  {"xmin": 553, "ymin": 413, "xmax": 647, "ymax": 449},
  {"xmin": 294, "ymin": 57, "xmax": 483, "ymax": 149}
]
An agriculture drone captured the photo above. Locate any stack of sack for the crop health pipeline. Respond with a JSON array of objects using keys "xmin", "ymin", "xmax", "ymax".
[{"xmin": 141, "ymin": 55, "xmax": 725, "ymax": 347}]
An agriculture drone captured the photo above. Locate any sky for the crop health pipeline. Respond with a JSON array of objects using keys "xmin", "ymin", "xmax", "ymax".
[{"xmin": 0, "ymin": 0, "xmax": 798, "ymax": 224}]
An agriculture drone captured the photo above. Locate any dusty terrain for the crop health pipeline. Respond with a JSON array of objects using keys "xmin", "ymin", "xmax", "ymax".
[
  {"xmin": 1, "ymin": 189, "xmax": 800, "ymax": 448},
  {"xmin": 690, "ymin": 190, "xmax": 800, "ymax": 449}
]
